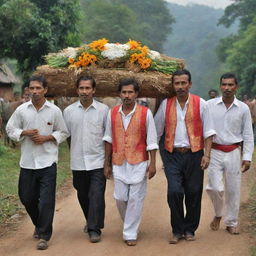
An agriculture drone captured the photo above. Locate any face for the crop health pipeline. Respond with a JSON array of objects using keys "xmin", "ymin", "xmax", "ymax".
[
  {"xmin": 220, "ymin": 78, "xmax": 238, "ymax": 99},
  {"xmin": 22, "ymin": 87, "xmax": 30, "ymax": 102},
  {"xmin": 209, "ymin": 91, "xmax": 217, "ymax": 99},
  {"xmin": 29, "ymin": 81, "xmax": 47, "ymax": 101},
  {"xmin": 120, "ymin": 84, "xmax": 138, "ymax": 107},
  {"xmin": 77, "ymin": 80, "xmax": 95, "ymax": 102},
  {"xmin": 173, "ymin": 74, "xmax": 191, "ymax": 98}
]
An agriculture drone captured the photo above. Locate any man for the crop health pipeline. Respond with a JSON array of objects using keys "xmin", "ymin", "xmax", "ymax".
[
  {"xmin": 63, "ymin": 76, "xmax": 108, "ymax": 243},
  {"xmin": 206, "ymin": 72, "xmax": 254, "ymax": 235},
  {"xmin": 208, "ymin": 89, "xmax": 218, "ymax": 99},
  {"xmin": 6, "ymin": 75, "xmax": 68, "ymax": 250},
  {"xmin": 103, "ymin": 78, "xmax": 158, "ymax": 246},
  {"xmin": 154, "ymin": 69, "xmax": 215, "ymax": 243}
]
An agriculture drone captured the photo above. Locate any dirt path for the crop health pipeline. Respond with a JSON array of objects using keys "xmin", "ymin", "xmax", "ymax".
[{"xmin": 0, "ymin": 154, "xmax": 251, "ymax": 256}]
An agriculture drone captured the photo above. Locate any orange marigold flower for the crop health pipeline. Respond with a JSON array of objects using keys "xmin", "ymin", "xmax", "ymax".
[
  {"xmin": 127, "ymin": 40, "xmax": 141, "ymax": 50},
  {"xmin": 74, "ymin": 61, "xmax": 81, "ymax": 67},
  {"xmin": 89, "ymin": 55, "xmax": 97, "ymax": 63},
  {"xmin": 130, "ymin": 53, "xmax": 139, "ymax": 62},
  {"xmin": 139, "ymin": 46, "xmax": 149, "ymax": 55},
  {"xmin": 140, "ymin": 58, "xmax": 152, "ymax": 69},
  {"xmin": 88, "ymin": 38, "xmax": 108, "ymax": 51},
  {"xmin": 68, "ymin": 58, "xmax": 75, "ymax": 64}
]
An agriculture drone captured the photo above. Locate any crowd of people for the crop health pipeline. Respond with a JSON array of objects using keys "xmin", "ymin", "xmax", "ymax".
[{"xmin": 4, "ymin": 70, "xmax": 254, "ymax": 250}]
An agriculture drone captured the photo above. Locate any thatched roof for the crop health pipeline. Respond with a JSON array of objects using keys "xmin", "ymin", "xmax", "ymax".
[{"xmin": 0, "ymin": 64, "xmax": 18, "ymax": 84}]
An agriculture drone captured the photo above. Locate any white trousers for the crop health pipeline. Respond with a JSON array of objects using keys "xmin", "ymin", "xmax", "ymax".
[
  {"xmin": 114, "ymin": 178, "xmax": 147, "ymax": 240},
  {"xmin": 206, "ymin": 148, "xmax": 241, "ymax": 227}
]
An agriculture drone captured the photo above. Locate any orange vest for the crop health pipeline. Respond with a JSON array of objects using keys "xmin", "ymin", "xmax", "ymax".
[
  {"xmin": 165, "ymin": 94, "xmax": 204, "ymax": 153},
  {"xmin": 111, "ymin": 104, "xmax": 149, "ymax": 165}
]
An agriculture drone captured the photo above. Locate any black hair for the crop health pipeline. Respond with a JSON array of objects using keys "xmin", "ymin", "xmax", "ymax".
[
  {"xmin": 220, "ymin": 72, "xmax": 238, "ymax": 85},
  {"xmin": 118, "ymin": 78, "xmax": 140, "ymax": 92},
  {"xmin": 76, "ymin": 76, "xmax": 96, "ymax": 88},
  {"xmin": 28, "ymin": 75, "xmax": 48, "ymax": 88},
  {"xmin": 172, "ymin": 69, "xmax": 192, "ymax": 84},
  {"xmin": 208, "ymin": 89, "xmax": 218, "ymax": 95}
]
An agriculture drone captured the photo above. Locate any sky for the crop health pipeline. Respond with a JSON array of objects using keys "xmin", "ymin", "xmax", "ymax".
[{"xmin": 165, "ymin": 0, "xmax": 232, "ymax": 9}]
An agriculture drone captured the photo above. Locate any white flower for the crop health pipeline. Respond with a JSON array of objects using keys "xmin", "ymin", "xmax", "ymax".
[
  {"xmin": 101, "ymin": 43, "xmax": 129, "ymax": 60},
  {"xmin": 148, "ymin": 50, "xmax": 161, "ymax": 60},
  {"xmin": 58, "ymin": 47, "xmax": 78, "ymax": 58}
]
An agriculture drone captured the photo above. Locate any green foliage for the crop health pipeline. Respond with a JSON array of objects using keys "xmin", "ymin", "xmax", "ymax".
[
  {"xmin": 80, "ymin": 0, "xmax": 174, "ymax": 52},
  {"xmin": 218, "ymin": 0, "xmax": 256, "ymax": 30},
  {"xmin": 81, "ymin": 0, "xmax": 138, "ymax": 43},
  {"xmin": 164, "ymin": 3, "xmax": 237, "ymax": 98},
  {"xmin": 0, "ymin": 0, "xmax": 81, "ymax": 79},
  {"xmin": 218, "ymin": 0, "xmax": 256, "ymax": 97},
  {"xmin": 119, "ymin": 0, "xmax": 175, "ymax": 52}
]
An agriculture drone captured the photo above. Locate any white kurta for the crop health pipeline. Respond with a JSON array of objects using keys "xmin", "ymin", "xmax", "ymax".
[
  {"xmin": 6, "ymin": 100, "xmax": 69, "ymax": 169},
  {"xmin": 206, "ymin": 97, "xmax": 254, "ymax": 227},
  {"xmin": 103, "ymin": 103, "xmax": 158, "ymax": 184},
  {"xmin": 103, "ymin": 103, "xmax": 158, "ymax": 240}
]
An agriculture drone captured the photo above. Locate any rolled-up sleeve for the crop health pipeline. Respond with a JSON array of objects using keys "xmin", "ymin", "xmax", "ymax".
[
  {"xmin": 154, "ymin": 100, "xmax": 166, "ymax": 143},
  {"xmin": 146, "ymin": 109, "xmax": 159, "ymax": 151},
  {"xmin": 242, "ymin": 107, "xmax": 254, "ymax": 161},
  {"xmin": 6, "ymin": 109, "xmax": 24, "ymax": 142},
  {"xmin": 103, "ymin": 110, "xmax": 112, "ymax": 144},
  {"xmin": 52, "ymin": 109, "xmax": 69, "ymax": 144},
  {"xmin": 201, "ymin": 100, "xmax": 216, "ymax": 139}
]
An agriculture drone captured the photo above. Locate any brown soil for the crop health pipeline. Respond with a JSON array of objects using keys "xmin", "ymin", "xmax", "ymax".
[{"xmin": 0, "ymin": 154, "xmax": 251, "ymax": 256}]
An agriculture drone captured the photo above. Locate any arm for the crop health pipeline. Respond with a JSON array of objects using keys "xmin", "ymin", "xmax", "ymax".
[
  {"xmin": 241, "ymin": 106, "xmax": 254, "ymax": 172},
  {"xmin": 147, "ymin": 149, "xmax": 157, "ymax": 179},
  {"xmin": 154, "ymin": 100, "xmax": 166, "ymax": 143},
  {"xmin": 201, "ymin": 135, "xmax": 213, "ymax": 170},
  {"xmin": 103, "ymin": 110, "xmax": 113, "ymax": 179},
  {"xmin": 146, "ymin": 109, "xmax": 159, "ymax": 179},
  {"xmin": 6, "ymin": 109, "xmax": 26, "ymax": 142},
  {"xmin": 104, "ymin": 141, "xmax": 112, "ymax": 179}
]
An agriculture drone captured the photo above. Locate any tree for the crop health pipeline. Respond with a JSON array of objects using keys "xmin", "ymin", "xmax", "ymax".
[
  {"xmin": 80, "ymin": 0, "xmax": 174, "ymax": 52},
  {"xmin": 120, "ymin": 0, "xmax": 174, "ymax": 52},
  {"xmin": 80, "ymin": 0, "xmax": 139, "ymax": 43},
  {"xmin": 218, "ymin": 0, "xmax": 256, "ymax": 96},
  {"xmin": 0, "ymin": 0, "xmax": 81, "ymax": 79}
]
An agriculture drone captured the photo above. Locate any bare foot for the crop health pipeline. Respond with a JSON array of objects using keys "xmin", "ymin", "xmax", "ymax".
[{"xmin": 210, "ymin": 216, "xmax": 222, "ymax": 231}]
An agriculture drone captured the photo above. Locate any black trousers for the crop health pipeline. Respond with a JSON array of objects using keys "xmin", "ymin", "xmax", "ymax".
[
  {"xmin": 72, "ymin": 168, "xmax": 106, "ymax": 234},
  {"xmin": 18, "ymin": 163, "xmax": 57, "ymax": 241},
  {"xmin": 162, "ymin": 149, "xmax": 204, "ymax": 236}
]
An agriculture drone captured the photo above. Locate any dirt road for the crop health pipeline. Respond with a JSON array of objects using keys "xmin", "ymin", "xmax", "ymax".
[{"xmin": 0, "ymin": 154, "xmax": 251, "ymax": 256}]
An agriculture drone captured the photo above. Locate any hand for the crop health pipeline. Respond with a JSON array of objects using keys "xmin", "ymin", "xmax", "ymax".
[
  {"xmin": 241, "ymin": 160, "xmax": 251, "ymax": 173},
  {"xmin": 104, "ymin": 163, "xmax": 112, "ymax": 179},
  {"xmin": 146, "ymin": 163, "xmax": 156, "ymax": 180},
  {"xmin": 201, "ymin": 155, "xmax": 210, "ymax": 170},
  {"xmin": 22, "ymin": 129, "xmax": 38, "ymax": 137},
  {"xmin": 30, "ymin": 134, "xmax": 48, "ymax": 144}
]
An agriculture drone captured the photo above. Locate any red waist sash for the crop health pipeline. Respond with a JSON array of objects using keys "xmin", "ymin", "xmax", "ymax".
[{"xmin": 212, "ymin": 143, "xmax": 240, "ymax": 152}]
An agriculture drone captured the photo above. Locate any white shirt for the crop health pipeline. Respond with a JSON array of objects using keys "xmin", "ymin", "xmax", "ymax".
[
  {"xmin": 207, "ymin": 97, "xmax": 254, "ymax": 161},
  {"xmin": 6, "ymin": 100, "xmax": 69, "ymax": 169},
  {"xmin": 103, "ymin": 103, "xmax": 159, "ymax": 184},
  {"xmin": 154, "ymin": 95, "xmax": 216, "ymax": 146},
  {"xmin": 63, "ymin": 99, "xmax": 109, "ymax": 171}
]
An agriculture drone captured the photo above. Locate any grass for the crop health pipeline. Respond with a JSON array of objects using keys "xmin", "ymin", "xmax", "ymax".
[{"xmin": 0, "ymin": 139, "xmax": 71, "ymax": 224}]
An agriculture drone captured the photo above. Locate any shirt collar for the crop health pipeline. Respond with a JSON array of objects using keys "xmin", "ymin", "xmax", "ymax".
[
  {"xmin": 119, "ymin": 102, "xmax": 137, "ymax": 116},
  {"xmin": 27, "ymin": 99, "xmax": 50, "ymax": 109},
  {"xmin": 175, "ymin": 94, "xmax": 190, "ymax": 107},
  {"xmin": 78, "ymin": 99, "xmax": 97, "ymax": 109},
  {"xmin": 216, "ymin": 96, "xmax": 239, "ymax": 106}
]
